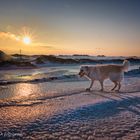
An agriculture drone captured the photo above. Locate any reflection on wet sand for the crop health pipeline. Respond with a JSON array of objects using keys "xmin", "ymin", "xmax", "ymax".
[
  {"xmin": 14, "ymin": 83, "xmax": 35, "ymax": 98},
  {"xmin": 0, "ymin": 83, "xmax": 39, "ymax": 101}
]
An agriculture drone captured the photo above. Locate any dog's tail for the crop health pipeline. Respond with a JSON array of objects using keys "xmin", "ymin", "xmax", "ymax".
[{"xmin": 122, "ymin": 60, "xmax": 130, "ymax": 72}]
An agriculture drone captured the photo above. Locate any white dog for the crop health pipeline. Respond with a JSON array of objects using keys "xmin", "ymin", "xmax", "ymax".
[{"xmin": 79, "ymin": 60, "xmax": 130, "ymax": 92}]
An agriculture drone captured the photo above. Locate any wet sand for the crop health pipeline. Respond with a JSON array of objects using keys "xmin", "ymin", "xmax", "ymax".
[{"xmin": 0, "ymin": 77, "xmax": 140, "ymax": 140}]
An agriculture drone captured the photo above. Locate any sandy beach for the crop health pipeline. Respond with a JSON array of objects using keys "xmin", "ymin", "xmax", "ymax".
[{"xmin": 0, "ymin": 75, "xmax": 140, "ymax": 140}]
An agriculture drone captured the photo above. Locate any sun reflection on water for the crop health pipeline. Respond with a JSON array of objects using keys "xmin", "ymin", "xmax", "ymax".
[{"xmin": 13, "ymin": 83, "xmax": 38, "ymax": 100}]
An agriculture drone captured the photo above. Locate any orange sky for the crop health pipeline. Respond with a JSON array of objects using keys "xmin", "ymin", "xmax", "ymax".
[
  {"xmin": 0, "ymin": 28, "xmax": 139, "ymax": 56},
  {"xmin": 0, "ymin": 0, "xmax": 140, "ymax": 56}
]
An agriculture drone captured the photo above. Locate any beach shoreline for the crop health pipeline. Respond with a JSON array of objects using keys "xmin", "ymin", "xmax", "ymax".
[{"xmin": 0, "ymin": 75, "xmax": 140, "ymax": 139}]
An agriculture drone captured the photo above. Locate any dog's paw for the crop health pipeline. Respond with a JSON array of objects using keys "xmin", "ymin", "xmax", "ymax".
[
  {"xmin": 86, "ymin": 88, "xmax": 91, "ymax": 91},
  {"xmin": 115, "ymin": 90, "xmax": 120, "ymax": 93},
  {"xmin": 100, "ymin": 89, "xmax": 104, "ymax": 92}
]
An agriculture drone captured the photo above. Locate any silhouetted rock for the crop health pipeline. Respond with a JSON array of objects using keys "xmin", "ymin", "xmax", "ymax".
[
  {"xmin": 97, "ymin": 55, "xmax": 105, "ymax": 57},
  {"xmin": 35, "ymin": 57, "xmax": 45, "ymax": 64},
  {"xmin": 35, "ymin": 55, "xmax": 78, "ymax": 64},
  {"xmin": 0, "ymin": 50, "xmax": 11, "ymax": 62}
]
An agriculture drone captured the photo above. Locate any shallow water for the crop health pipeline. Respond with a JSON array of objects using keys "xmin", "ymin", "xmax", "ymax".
[{"xmin": 0, "ymin": 65, "xmax": 80, "ymax": 81}]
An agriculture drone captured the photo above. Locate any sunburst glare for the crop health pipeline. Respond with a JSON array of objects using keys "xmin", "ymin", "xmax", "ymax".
[{"xmin": 23, "ymin": 36, "xmax": 31, "ymax": 45}]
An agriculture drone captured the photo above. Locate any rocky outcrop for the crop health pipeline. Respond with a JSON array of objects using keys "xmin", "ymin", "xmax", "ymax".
[{"xmin": 0, "ymin": 50, "xmax": 11, "ymax": 62}]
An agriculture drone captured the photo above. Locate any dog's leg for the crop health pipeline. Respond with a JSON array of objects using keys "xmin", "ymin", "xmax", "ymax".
[
  {"xmin": 86, "ymin": 80, "xmax": 94, "ymax": 91},
  {"xmin": 99, "ymin": 81, "xmax": 104, "ymax": 91},
  {"xmin": 111, "ymin": 81, "xmax": 118, "ymax": 91},
  {"xmin": 115, "ymin": 82, "xmax": 121, "ymax": 92}
]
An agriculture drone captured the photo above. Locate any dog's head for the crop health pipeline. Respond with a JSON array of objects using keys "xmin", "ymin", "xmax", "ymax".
[{"xmin": 78, "ymin": 66, "xmax": 89, "ymax": 77}]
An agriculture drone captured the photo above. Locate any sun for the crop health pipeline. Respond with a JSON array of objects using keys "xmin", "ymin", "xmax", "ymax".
[{"xmin": 23, "ymin": 36, "xmax": 31, "ymax": 45}]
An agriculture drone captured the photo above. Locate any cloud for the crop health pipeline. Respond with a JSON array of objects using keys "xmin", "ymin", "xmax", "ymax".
[
  {"xmin": 0, "ymin": 31, "xmax": 20, "ymax": 41},
  {"xmin": 35, "ymin": 45, "xmax": 60, "ymax": 50},
  {"xmin": 38, "ymin": 45, "xmax": 54, "ymax": 49}
]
